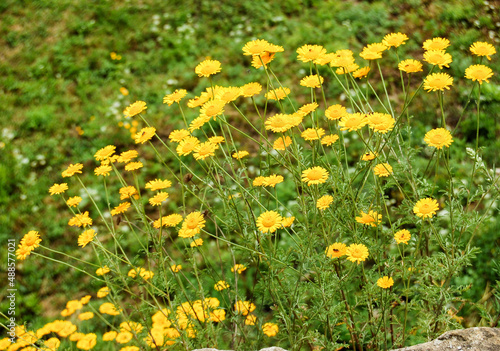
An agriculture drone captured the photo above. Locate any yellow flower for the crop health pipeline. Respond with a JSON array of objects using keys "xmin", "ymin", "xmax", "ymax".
[
  {"xmin": 256, "ymin": 211, "xmax": 283, "ymax": 233},
  {"xmin": 301, "ymin": 167, "xmax": 329, "ymax": 186},
  {"xmin": 76, "ymin": 333, "xmax": 97, "ymax": 350},
  {"xmin": 355, "ymin": 210, "xmax": 382, "ymax": 227},
  {"xmin": 470, "ymin": 41, "xmax": 496, "ymax": 60},
  {"xmin": 153, "ymin": 214, "xmax": 183, "ymax": 228},
  {"xmin": 465, "ymin": 64, "xmax": 494, "ymax": 84},
  {"xmin": 171, "ymin": 264, "xmax": 182, "ymax": 272},
  {"xmin": 80, "ymin": 295, "xmax": 91, "ymax": 305},
  {"xmin": 361, "ymin": 152, "xmax": 377, "ymax": 161},
  {"xmin": 265, "ymin": 87, "xmax": 290, "ymax": 101},
  {"xmin": 94, "ymin": 164, "xmax": 112, "ymax": 177},
  {"xmin": 330, "ymin": 49, "xmax": 355, "ymax": 67},
  {"xmin": 297, "ymin": 102, "xmax": 319, "ymax": 116},
  {"xmin": 78, "ymin": 229, "xmax": 96, "ymax": 248},
  {"xmin": 62, "ymin": 163, "xmax": 83, "ymax": 178},
  {"xmin": 252, "ymin": 52, "xmax": 276, "ymax": 69},
  {"xmin": 253, "ymin": 176, "xmax": 266, "ymax": 187},
  {"xmin": 188, "ymin": 115, "xmax": 211, "ymax": 132},
  {"xmin": 325, "ymin": 104, "xmax": 347, "ymax": 121},
  {"xmin": 100, "ymin": 303, "xmax": 121, "ymax": 316},
  {"xmin": 281, "ymin": 216, "xmax": 295, "ymax": 227},
  {"xmin": 366, "ymin": 112, "xmax": 395, "ymax": 134},
  {"xmin": 209, "ymin": 136, "xmax": 225, "ymax": 145},
  {"xmin": 373, "ymin": 163, "xmax": 393, "ymax": 177},
  {"xmin": 398, "ymin": 59, "xmax": 423, "ymax": 73},
  {"xmin": 195, "ymin": 59, "xmax": 222, "ymax": 77},
  {"xmin": 241, "ymin": 82, "xmax": 263, "ymax": 97},
  {"xmin": 273, "ymin": 136, "xmax": 292, "ymax": 150},
  {"xmin": 97, "ymin": 287, "xmax": 110, "ymax": 298},
  {"xmin": 413, "ymin": 198, "xmax": 439, "ymax": 218},
  {"xmin": 146, "ymin": 179, "xmax": 172, "ymax": 191},
  {"xmin": 96, "ymin": 266, "xmax": 110, "ymax": 276},
  {"xmin": 360, "ymin": 47, "xmax": 382, "ymax": 60},
  {"xmin": 262, "ymin": 174, "xmax": 284, "ymax": 187},
  {"xmin": 339, "ymin": 112, "xmax": 367, "ymax": 131},
  {"xmin": 200, "ymin": 99, "xmax": 225, "ymax": 119},
  {"xmin": 394, "ymin": 229, "xmax": 411, "ymax": 244},
  {"xmin": 316, "ymin": 195, "xmax": 333, "ymax": 210},
  {"xmin": 16, "ymin": 245, "xmax": 32, "ymax": 260},
  {"xmin": 352, "ymin": 66, "xmax": 370, "ymax": 79},
  {"xmin": 193, "ymin": 141, "xmax": 217, "ymax": 160},
  {"xmin": 336, "ymin": 63, "xmax": 359, "ymax": 75},
  {"xmin": 102, "ymin": 331, "xmax": 117, "ymax": 341},
  {"xmin": 134, "ymin": 127, "xmax": 156, "ymax": 144},
  {"xmin": 262, "ymin": 323, "xmax": 279, "ymax": 337},
  {"xmin": 190, "ymin": 238, "xmax": 203, "ymax": 247},
  {"xmin": 66, "ymin": 196, "xmax": 82, "ymax": 207},
  {"xmin": 265, "ymin": 113, "xmax": 293, "ymax": 133},
  {"xmin": 346, "ymin": 243, "xmax": 369, "ymax": 264},
  {"xmin": 300, "ymin": 74, "xmax": 324, "ymax": 88},
  {"xmin": 377, "ymin": 276, "xmax": 394, "ymax": 289},
  {"xmin": 176, "ymin": 136, "xmax": 200, "ymax": 156},
  {"xmin": 423, "ymin": 37, "xmax": 450, "ymax": 51},
  {"xmin": 117, "ymin": 150, "xmax": 138, "ymax": 163},
  {"xmin": 20, "ymin": 231, "xmax": 42, "ymax": 251},
  {"xmin": 115, "ymin": 331, "xmax": 133, "ymax": 344},
  {"xmin": 110, "ymin": 202, "xmax": 131, "ymax": 216},
  {"xmin": 297, "ymin": 44, "xmax": 327, "ymax": 62},
  {"xmin": 423, "ymin": 50, "xmax": 452, "ymax": 68},
  {"xmin": 325, "ymin": 242, "xmax": 347, "ymax": 258},
  {"xmin": 423, "ymin": 73, "xmax": 453, "ymax": 92},
  {"xmin": 301, "ymin": 128, "xmax": 325, "ymax": 141},
  {"xmin": 214, "ymin": 280, "xmax": 230, "ymax": 291},
  {"xmin": 68, "ymin": 211, "xmax": 92, "ymax": 227},
  {"xmin": 424, "ymin": 128, "xmax": 453, "ymax": 149},
  {"xmin": 245, "ymin": 314, "xmax": 257, "ymax": 325},
  {"xmin": 217, "ymin": 86, "xmax": 242, "ymax": 103},
  {"xmin": 78, "ymin": 312, "xmax": 94, "ymax": 321},
  {"xmin": 169, "ymin": 129, "xmax": 191, "ymax": 143},
  {"xmin": 163, "ymin": 89, "xmax": 188, "ymax": 106},
  {"xmin": 124, "ymin": 101, "xmax": 147, "ymax": 118},
  {"xmin": 94, "ymin": 145, "xmax": 116, "ymax": 161},
  {"xmin": 124, "ymin": 161, "xmax": 143, "ymax": 171},
  {"xmin": 119, "ymin": 186, "xmax": 137, "ymax": 200},
  {"xmin": 234, "ymin": 300, "xmax": 256, "ymax": 315},
  {"xmin": 382, "ymin": 32, "xmax": 409, "ymax": 48},
  {"xmin": 321, "ymin": 134, "xmax": 339, "ymax": 146},
  {"xmin": 120, "ymin": 87, "xmax": 129, "ymax": 96},
  {"xmin": 49, "ymin": 183, "xmax": 68, "ymax": 196},
  {"xmin": 232, "ymin": 150, "xmax": 249, "ymax": 159},
  {"xmin": 178, "ymin": 211, "xmax": 206, "ymax": 238},
  {"xmin": 149, "ymin": 192, "xmax": 169, "ymax": 206},
  {"xmin": 242, "ymin": 39, "xmax": 271, "ymax": 56}
]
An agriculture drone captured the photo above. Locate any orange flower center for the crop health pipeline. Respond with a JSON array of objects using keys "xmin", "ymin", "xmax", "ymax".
[
  {"xmin": 261, "ymin": 216, "xmax": 276, "ymax": 227},
  {"xmin": 186, "ymin": 219, "xmax": 199, "ymax": 229},
  {"xmin": 306, "ymin": 170, "xmax": 322, "ymax": 180}
]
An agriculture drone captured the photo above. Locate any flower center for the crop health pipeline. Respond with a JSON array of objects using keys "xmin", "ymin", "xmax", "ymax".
[
  {"xmin": 261, "ymin": 216, "xmax": 276, "ymax": 227},
  {"xmin": 307, "ymin": 170, "xmax": 322, "ymax": 180}
]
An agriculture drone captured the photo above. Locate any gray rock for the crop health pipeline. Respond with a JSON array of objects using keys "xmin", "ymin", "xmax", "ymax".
[{"xmin": 392, "ymin": 327, "xmax": 500, "ymax": 351}]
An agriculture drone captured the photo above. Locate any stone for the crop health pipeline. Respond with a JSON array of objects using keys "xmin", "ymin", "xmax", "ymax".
[{"xmin": 392, "ymin": 327, "xmax": 500, "ymax": 351}]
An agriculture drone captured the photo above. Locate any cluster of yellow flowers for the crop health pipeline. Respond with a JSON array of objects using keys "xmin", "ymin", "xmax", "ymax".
[{"xmin": 15, "ymin": 30, "xmax": 497, "ymax": 350}]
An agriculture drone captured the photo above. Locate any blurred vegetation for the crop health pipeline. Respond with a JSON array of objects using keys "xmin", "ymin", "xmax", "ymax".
[{"xmin": 1, "ymin": 0, "xmax": 499, "ymax": 334}]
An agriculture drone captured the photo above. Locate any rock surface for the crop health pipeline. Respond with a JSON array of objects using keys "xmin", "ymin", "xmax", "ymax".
[
  {"xmin": 392, "ymin": 327, "xmax": 500, "ymax": 351},
  {"xmin": 193, "ymin": 328, "xmax": 500, "ymax": 351}
]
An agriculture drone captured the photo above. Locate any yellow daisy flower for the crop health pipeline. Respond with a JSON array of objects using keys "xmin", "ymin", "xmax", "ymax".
[
  {"xmin": 301, "ymin": 167, "xmax": 329, "ymax": 186},
  {"xmin": 124, "ymin": 101, "xmax": 147, "ymax": 118},
  {"xmin": 325, "ymin": 242, "xmax": 347, "ymax": 258},
  {"xmin": 465, "ymin": 64, "xmax": 494, "ymax": 84},
  {"xmin": 355, "ymin": 210, "xmax": 382, "ymax": 226},
  {"xmin": 470, "ymin": 41, "xmax": 496, "ymax": 60},
  {"xmin": 424, "ymin": 128, "xmax": 453, "ymax": 149},
  {"xmin": 422, "ymin": 37, "xmax": 450, "ymax": 51},
  {"xmin": 163, "ymin": 89, "xmax": 188, "ymax": 106},
  {"xmin": 316, "ymin": 195, "xmax": 333, "ymax": 210},
  {"xmin": 346, "ymin": 243, "xmax": 369, "ymax": 264},
  {"xmin": 394, "ymin": 229, "xmax": 411, "ymax": 244},
  {"xmin": 377, "ymin": 276, "xmax": 394, "ymax": 289},
  {"xmin": 195, "ymin": 59, "xmax": 222, "ymax": 77},
  {"xmin": 256, "ymin": 210, "xmax": 283, "ymax": 233},
  {"xmin": 423, "ymin": 73, "xmax": 453, "ymax": 92},
  {"xmin": 413, "ymin": 198, "xmax": 439, "ymax": 218},
  {"xmin": 373, "ymin": 163, "xmax": 393, "ymax": 177}
]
